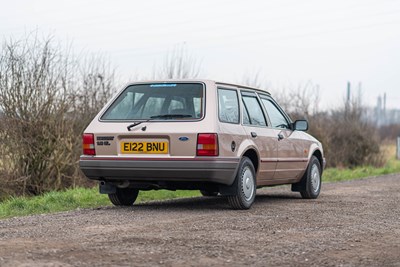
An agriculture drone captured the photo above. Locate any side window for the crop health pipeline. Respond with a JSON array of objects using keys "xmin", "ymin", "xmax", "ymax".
[
  {"xmin": 242, "ymin": 105, "xmax": 250, "ymax": 124},
  {"xmin": 218, "ymin": 89, "xmax": 239, "ymax": 123},
  {"xmin": 261, "ymin": 98, "xmax": 290, "ymax": 129},
  {"xmin": 242, "ymin": 95, "xmax": 267, "ymax": 126}
]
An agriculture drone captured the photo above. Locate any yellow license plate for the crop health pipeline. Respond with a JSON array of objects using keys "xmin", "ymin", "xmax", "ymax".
[{"xmin": 120, "ymin": 141, "xmax": 168, "ymax": 154}]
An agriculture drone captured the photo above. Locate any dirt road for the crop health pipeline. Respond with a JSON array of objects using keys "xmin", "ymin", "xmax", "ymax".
[{"xmin": 0, "ymin": 174, "xmax": 399, "ymax": 267}]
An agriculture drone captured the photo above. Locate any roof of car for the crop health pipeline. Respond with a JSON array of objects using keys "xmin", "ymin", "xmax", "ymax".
[
  {"xmin": 215, "ymin": 81, "xmax": 271, "ymax": 95},
  {"xmin": 127, "ymin": 79, "xmax": 271, "ymax": 96}
]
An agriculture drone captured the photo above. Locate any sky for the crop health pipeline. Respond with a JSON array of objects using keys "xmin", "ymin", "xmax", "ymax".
[{"xmin": 1, "ymin": 0, "xmax": 400, "ymax": 110}]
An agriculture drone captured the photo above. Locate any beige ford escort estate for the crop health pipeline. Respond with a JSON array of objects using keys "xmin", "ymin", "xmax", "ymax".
[{"xmin": 79, "ymin": 80, "xmax": 325, "ymax": 209}]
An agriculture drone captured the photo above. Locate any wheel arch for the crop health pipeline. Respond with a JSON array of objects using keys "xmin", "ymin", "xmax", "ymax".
[
  {"xmin": 241, "ymin": 148, "xmax": 259, "ymax": 173},
  {"xmin": 311, "ymin": 149, "xmax": 324, "ymax": 174},
  {"xmin": 219, "ymin": 147, "xmax": 259, "ymax": 197}
]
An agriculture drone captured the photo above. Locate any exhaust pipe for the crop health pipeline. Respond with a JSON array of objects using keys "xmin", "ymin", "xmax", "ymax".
[
  {"xmin": 100, "ymin": 180, "xmax": 106, "ymax": 186},
  {"xmin": 117, "ymin": 180, "xmax": 130, "ymax": 188}
]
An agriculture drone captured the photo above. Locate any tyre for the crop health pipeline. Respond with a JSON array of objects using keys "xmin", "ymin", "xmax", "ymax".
[
  {"xmin": 200, "ymin": 190, "xmax": 219, "ymax": 197},
  {"xmin": 299, "ymin": 156, "xmax": 322, "ymax": 199},
  {"xmin": 108, "ymin": 187, "xmax": 139, "ymax": 206},
  {"xmin": 227, "ymin": 157, "xmax": 256, "ymax": 210}
]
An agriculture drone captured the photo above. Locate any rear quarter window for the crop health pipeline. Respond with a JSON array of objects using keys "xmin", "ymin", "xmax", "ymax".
[{"xmin": 218, "ymin": 88, "xmax": 239, "ymax": 124}]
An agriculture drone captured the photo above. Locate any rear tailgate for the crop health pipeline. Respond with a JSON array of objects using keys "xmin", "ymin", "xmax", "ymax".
[{"xmin": 93, "ymin": 122, "xmax": 202, "ymax": 157}]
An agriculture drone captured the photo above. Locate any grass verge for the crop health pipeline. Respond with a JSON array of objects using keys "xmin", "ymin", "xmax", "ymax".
[
  {"xmin": 324, "ymin": 145, "xmax": 400, "ymax": 182},
  {"xmin": 0, "ymin": 188, "xmax": 200, "ymax": 219}
]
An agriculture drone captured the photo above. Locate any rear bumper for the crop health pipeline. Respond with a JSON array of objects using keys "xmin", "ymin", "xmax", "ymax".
[{"xmin": 79, "ymin": 156, "xmax": 240, "ymax": 185}]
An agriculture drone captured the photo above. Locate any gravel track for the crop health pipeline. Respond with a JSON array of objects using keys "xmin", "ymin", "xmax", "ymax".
[{"xmin": 0, "ymin": 174, "xmax": 399, "ymax": 267}]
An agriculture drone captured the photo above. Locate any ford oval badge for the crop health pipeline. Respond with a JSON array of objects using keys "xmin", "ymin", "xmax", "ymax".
[{"xmin": 179, "ymin": 136, "xmax": 189, "ymax": 141}]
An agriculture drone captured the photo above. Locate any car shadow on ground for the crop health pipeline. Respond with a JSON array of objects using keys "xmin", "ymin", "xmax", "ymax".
[{"xmin": 108, "ymin": 191, "xmax": 304, "ymax": 212}]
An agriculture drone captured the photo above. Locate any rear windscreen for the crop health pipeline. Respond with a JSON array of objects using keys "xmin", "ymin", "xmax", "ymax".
[{"xmin": 101, "ymin": 83, "xmax": 204, "ymax": 120}]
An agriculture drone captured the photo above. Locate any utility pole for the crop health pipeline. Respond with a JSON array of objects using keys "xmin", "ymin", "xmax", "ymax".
[
  {"xmin": 383, "ymin": 92, "xmax": 387, "ymax": 126},
  {"xmin": 345, "ymin": 81, "xmax": 351, "ymax": 116},
  {"xmin": 347, "ymin": 82, "xmax": 351, "ymax": 104},
  {"xmin": 397, "ymin": 136, "xmax": 400, "ymax": 160}
]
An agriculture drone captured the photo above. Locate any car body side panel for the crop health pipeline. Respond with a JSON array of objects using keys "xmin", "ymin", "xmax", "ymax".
[
  {"xmin": 273, "ymin": 129, "xmax": 310, "ymax": 180},
  {"xmin": 242, "ymin": 125, "xmax": 278, "ymax": 184},
  {"xmin": 217, "ymin": 123, "xmax": 247, "ymax": 157}
]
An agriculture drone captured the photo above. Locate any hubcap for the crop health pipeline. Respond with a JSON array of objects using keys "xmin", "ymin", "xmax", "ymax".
[
  {"xmin": 310, "ymin": 164, "xmax": 320, "ymax": 193},
  {"xmin": 242, "ymin": 167, "xmax": 254, "ymax": 201}
]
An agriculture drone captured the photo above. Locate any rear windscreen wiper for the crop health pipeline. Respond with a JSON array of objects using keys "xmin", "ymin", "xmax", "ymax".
[
  {"xmin": 150, "ymin": 114, "xmax": 192, "ymax": 119},
  {"xmin": 127, "ymin": 114, "xmax": 192, "ymax": 131},
  {"xmin": 127, "ymin": 119, "xmax": 152, "ymax": 131}
]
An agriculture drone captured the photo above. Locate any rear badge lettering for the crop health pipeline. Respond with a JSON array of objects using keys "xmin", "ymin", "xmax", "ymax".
[
  {"xmin": 97, "ymin": 141, "xmax": 111, "ymax": 146},
  {"xmin": 179, "ymin": 137, "xmax": 189, "ymax": 141},
  {"xmin": 97, "ymin": 136, "xmax": 114, "ymax": 141},
  {"xmin": 97, "ymin": 136, "xmax": 113, "ymax": 146}
]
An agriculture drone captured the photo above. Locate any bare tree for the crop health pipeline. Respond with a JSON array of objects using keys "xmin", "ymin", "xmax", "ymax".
[
  {"xmin": 0, "ymin": 34, "xmax": 116, "ymax": 196},
  {"xmin": 70, "ymin": 54, "xmax": 117, "ymax": 131},
  {"xmin": 0, "ymin": 36, "xmax": 70, "ymax": 194},
  {"xmin": 153, "ymin": 44, "xmax": 202, "ymax": 79},
  {"xmin": 290, "ymin": 81, "xmax": 320, "ymax": 119},
  {"xmin": 271, "ymin": 81, "xmax": 320, "ymax": 120}
]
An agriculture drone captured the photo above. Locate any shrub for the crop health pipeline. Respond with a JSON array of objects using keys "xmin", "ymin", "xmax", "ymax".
[
  {"xmin": 0, "ymin": 35, "xmax": 116, "ymax": 197},
  {"xmin": 325, "ymin": 103, "xmax": 383, "ymax": 167}
]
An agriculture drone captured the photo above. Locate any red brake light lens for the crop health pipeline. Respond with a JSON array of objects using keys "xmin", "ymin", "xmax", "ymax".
[
  {"xmin": 83, "ymin": 133, "xmax": 96, "ymax": 155},
  {"xmin": 197, "ymin": 133, "xmax": 218, "ymax": 156}
]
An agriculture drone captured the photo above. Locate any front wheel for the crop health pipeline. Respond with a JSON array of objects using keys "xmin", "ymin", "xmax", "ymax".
[
  {"xmin": 227, "ymin": 157, "xmax": 256, "ymax": 210},
  {"xmin": 108, "ymin": 187, "xmax": 139, "ymax": 206},
  {"xmin": 300, "ymin": 156, "xmax": 322, "ymax": 199}
]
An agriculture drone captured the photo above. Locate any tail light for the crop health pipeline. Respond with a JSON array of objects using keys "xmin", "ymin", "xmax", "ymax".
[
  {"xmin": 83, "ymin": 133, "xmax": 96, "ymax": 155},
  {"xmin": 197, "ymin": 133, "xmax": 218, "ymax": 156}
]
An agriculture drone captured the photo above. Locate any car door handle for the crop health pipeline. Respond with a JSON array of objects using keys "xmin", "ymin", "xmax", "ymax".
[
  {"xmin": 251, "ymin": 132, "xmax": 257, "ymax": 138},
  {"xmin": 278, "ymin": 133, "xmax": 284, "ymax": 140}
]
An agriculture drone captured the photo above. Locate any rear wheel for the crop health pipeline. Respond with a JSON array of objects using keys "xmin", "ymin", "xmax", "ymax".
[
  {"xmin": 227, "ymin": 157, "xmax": 256, "ymax": 210},
  {"xmin": 108, "ymin": 188, "xmax": 139, "ymax": 206},
  {"xmin": 300, "ymin": 156, "xmax": 321, "ymax": 199}
]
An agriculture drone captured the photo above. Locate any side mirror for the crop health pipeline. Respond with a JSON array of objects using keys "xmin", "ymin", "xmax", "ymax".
[{"xmin": 293, "ymin": 120, "xmax": 308, "ymax": 131}]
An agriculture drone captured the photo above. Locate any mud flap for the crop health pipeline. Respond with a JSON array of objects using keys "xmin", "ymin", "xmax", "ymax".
[
  {"xmin": 218, "ymin": 177, "xmax": 239, "ymax": 196},
  {"xmin": 218, "ymin": 184, "xmax": 236, "ymax": 196},
  {"xmin": 291, "ymin": 175, "xmax": 306, "ymax": 192}
]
